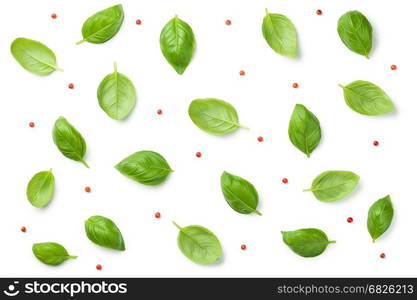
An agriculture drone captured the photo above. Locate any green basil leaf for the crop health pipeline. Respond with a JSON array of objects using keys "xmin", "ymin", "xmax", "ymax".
[
  {"xmin": 188, "ymin": 98, "xmax": 248, "ymax": 135},
  {"xmin": 52, "ymin": 117, "xmax": 89, "ymax": 168},
  {"xmin": 173, "ymin": 222, "xmax": 222, "ymax": 265},
  {"xmin": 367, "ymin": 195, "xmax": 394, "ymax": 242},
  {"xmin": 85, "ymin": 216, "xmax": 125, "ymax": 251},
  {"xmin": 10, "ymin": 38, "xmax": 63, "ymax": 75},
  {"xmin": 282, "ymin": 228, "xmax": 335, "ymax": 258},
  {"xmin": 339, "ymin": 80, "xmax": 395, "ymax": 116},
  {"xmin": 220, "ymin": 171, "xmax": 261, "ymax": 215},
  {"xmin": 26, "ymin": 169, "xmax": 55, "ymax": 208},
  {"xmin": 160, "ymin": 15, "xmax": 196, "ymax": 74},
  {"xmin": 97, "ymin": 62, "xmax": 136, "ymax": 120},
  {"xmin": 262, "ymin": 9, "xmax": 298, "ymax": 58},
  {"xmin": 115, "ymin": 150, "xmax": 173, "ymax": 186},
  {"xmin": 337, "ymin": 10, "xmax": 372, "ymax": 58},
  {"xmin": 304, "ymin": 171, "xmax": 360, "ymax": 202},
  {"xmin": 77, "ymin": 4, "xmax": 124, "ymax": 45},
  {"xmin": 32, "ymin": 242, "xmax": 77, "ymax": 266},
  {"xmin": 288, "ymin": 104, "xmax": 321, "ymax": 158}
]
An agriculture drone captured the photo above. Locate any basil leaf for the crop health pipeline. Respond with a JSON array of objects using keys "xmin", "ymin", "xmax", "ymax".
[
  {"xmin": 282, "ymin": 228, "xmax": 335, "ymax": 258},
  {"xmin": 97, "ymin": 62, "xmax": 136, "ymax": 120},
  {"xmin": 77, "ymin": 4, "xmax": 124, "ymax": 45},
  {"xmin": 188, "ymin": 98, "xmax": 248, "ymax": 135},
  {"xmin": 262, "ymin": 9, "xmax": 298, "ymax": 58},
  {"xmin": 337, "ymin": 10, "xmax": 372, "ymax": 58},
  {"xmin": 85, "ymin": 216, "xmax": 125, "ymax": 251},
  {"xmin": 220, "ymin": 171, "xmax": 261, "ymax": 215},
  {"xmin": 339, "ymin": 80, "xmax": 395, "ymax": 116},
  {"xmin": 52, "ymin": 117, "xmax": 89, "ymax": 168},
  {"xmin": 160, "ymin": 15, "xmax": 196, "ymax": 74},
  {"xmin": 26, "ymin": 169, "xmax": 55, "ymax": 208},
  {"xmin": 304, "ymin": 171, "xmax": 360, "ymax": 202},
  {"xmin": 10, "ymin": 38, "xmax": 63, "ymax": 75},
  {"xmin": 32, "ymin": 242, "xmax": 77, "ymax": 266},
  {"xmin": 173, "ymin": 222, "xmax": 222, "ymax": 265},
  {"xmin": 367, "ymin": 195, "xmax": 394, "ymax": 242},
  {"xmin": 288, "ymin": 104, "xmax": 321, "ymax": 158},
  {"xmin": 115, "ymin": 150, "xmax": 173, "ymax": 186}
]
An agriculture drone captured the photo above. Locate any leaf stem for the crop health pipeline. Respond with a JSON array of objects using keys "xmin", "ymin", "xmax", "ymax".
[
  {"xmin": 254, "ymin": 210, "xmax": 262, "ymax": 216},
  {"xmin": 113, "ymin": 61, "xmax": 117, "ymax": 73},
  {"xmin": 265, "ymin": 8, "xmax": 269, "ymax": 15},
  {"xmin": 338, "ymin": 84, "xmax": 345, "ymax": 88},
  {"xmin": 54, "ymin": 66, "xmax": 64, "ymax": 72},
  {"xmin": 239, "ymin": 124, "xmax": 250, "ymax": 130},
  {"xmin": 303, "ymin": 188, "xmax": 312, "ymax": 192},
  {"xmin": 328, "ymin": 240, "xmax": 336, "ymax": 244},
  {"xmin": 172, "ymin": 221, "xmax": 182, "ymax": 230},
  {"xmin": 68, "ymin": 255, "xmax": 78, "ymax": 259},
  {"xmin": 81, "ymin": 159, "xmax": 90, "ymax": 168},
  {"xmin": 76, "ymin": 39, "xmax": 85, "ymax": 45}
]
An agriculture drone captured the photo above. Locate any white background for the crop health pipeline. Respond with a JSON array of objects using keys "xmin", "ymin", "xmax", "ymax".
[{"xmin": 1, "ymin": 0, "xmax": 416, "ymax": 277}]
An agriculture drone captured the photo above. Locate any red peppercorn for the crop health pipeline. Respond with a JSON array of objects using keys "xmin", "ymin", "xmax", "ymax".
[
  {"xmin": 155, "ymin": 212, "xmax": 161, "ymax": 219},
  {"xmin": 373, "ymin": 141, "xmax": 379, "ymax": 146},
  {"xmin": 157, "ymin": 109, "xmax": 163, "ymax": 115},
  {"xmin": 196, "ymin": 152, "xmax": 202, "ymax": 158},
  {"xmin": 51, "ymin": 13, "xmax": 57, "ymax": 19},
  {"xmin": 241, "ymin": 244, "xmax": 247, "ymax": 250},
  {"xmin": 257, "ymin": 136, "xmax": 264, "ymax": 142},
  {"xmin": 68, "ymin": 83, "xmax": 74, "ymax": 89},
  {"xmin": 292, "ymin": 82, "xmax": 299, "ymax": 88},
  {"xmin": 347, "ymin": 217, "xmax": 353, "ymax": 223},
  {"xmin": 380, "ymin": 253, "xmax": 386, "ymax": 259},
  {"xmin": 29, "ymin": 122, "xmax": 35, "ymax": 128},
  {"xmin": 225, "ymin": 20, "xmax": 232, "ymax": 25},
  {"xmin": 282, "ymin": 178, "xmax": 288, "ymax": 184},
  {"xmin": 390, "ymin": 65, "xmax": 397, "ymax": 70},
  {"xmin": 239, "ymin": 70, "xmax": 245, "ymax": 76},
  {"xmin": 136, "ymin": 19, "xmax": 142, "ymax": 25},
  {"xmin": 316, "ymin": 10, "xmax": 323, "ymax": 15},
  {"xmin": 85, "ymin": 186, "xmax": 91, "ymax": 193},
  {"xmin": 21, "ymin": 226, "xmax": 27, "ymax": 233},
  {"xmin": 96, "ymin": 264, "xmax": 102, "ymax": 270}
]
